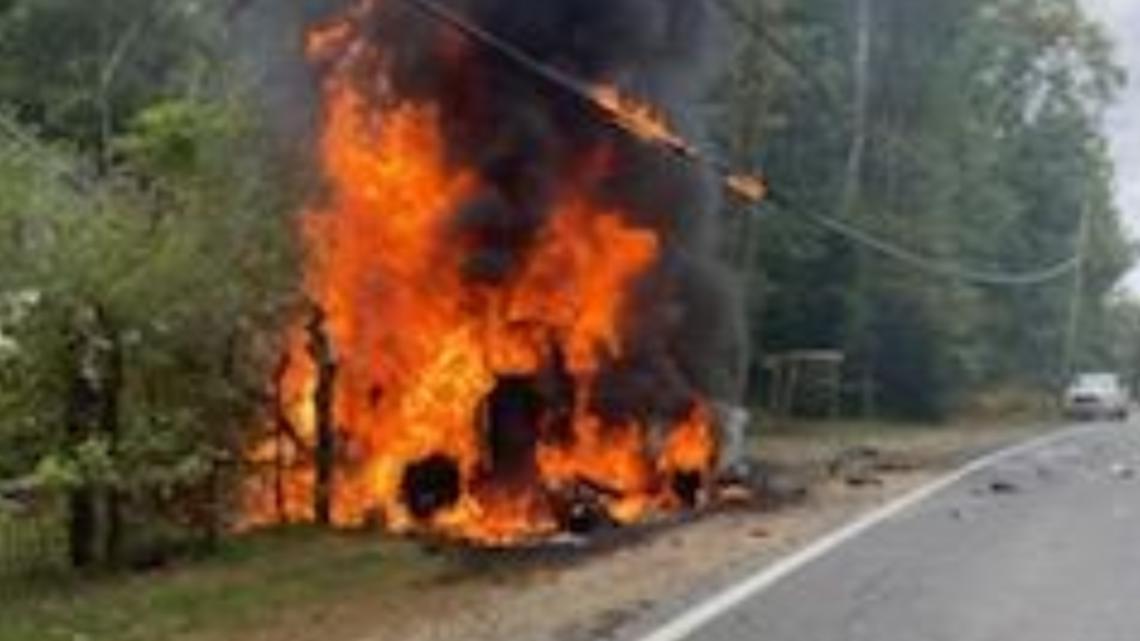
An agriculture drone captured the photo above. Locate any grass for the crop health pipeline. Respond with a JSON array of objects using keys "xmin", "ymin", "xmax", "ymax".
[
  {"xmin": 0, "ymin": 509, "xmax": 68, "ymax": 583},
  {"xmin": 0, "ymin": 527, "xmax": 449, "ymax": 641},
  {"xmin": 0, "ymin": 418, "xmax": 1054, "ymax": 641}
]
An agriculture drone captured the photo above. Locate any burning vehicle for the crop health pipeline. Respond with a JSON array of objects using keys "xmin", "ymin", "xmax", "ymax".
[{"xmin": 247, "ymin": 0, "xmax": 748, "ymax": 545}]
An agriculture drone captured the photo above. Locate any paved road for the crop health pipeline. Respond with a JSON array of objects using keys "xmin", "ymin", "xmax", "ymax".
[{"xmin": 643, "ymin": 423, "xmax": 1140, "ymax": 641}]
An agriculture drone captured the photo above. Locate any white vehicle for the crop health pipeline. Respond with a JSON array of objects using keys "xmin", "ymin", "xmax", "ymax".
[{"xmin": 1064, "ymin": 373, "xmax": 1131, "ymax": 421}]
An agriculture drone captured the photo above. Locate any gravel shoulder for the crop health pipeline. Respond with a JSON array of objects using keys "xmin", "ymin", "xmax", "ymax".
[
  {"xmin": 345, "ymin": 422, "xmax": 1050, "ymax": 641},
  {"xmin": 0, "ymin": 421, "xmax": 1052, "ymax": 641},
  {"xmin": 623, "ymin": 422, "xmax": 1140, "ymax": 641}
]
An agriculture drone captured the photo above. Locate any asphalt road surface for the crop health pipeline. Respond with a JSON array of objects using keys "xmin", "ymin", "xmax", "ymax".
[{"xmin": 638, "ymin": 422, "xmax": 1140, "ymax": 641}]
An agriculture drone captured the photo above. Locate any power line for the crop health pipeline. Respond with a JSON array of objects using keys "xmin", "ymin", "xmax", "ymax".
[
  {"xmin": 787, "ymin": 205, "xmax": 1080, "ymax": 286},
  {"xmin": 0, "ymin": 0, "xmax": 1081, "ymax": 289},
  {"xmin": 712, "ymin": 0, "xmax": 1081, "ymax": 287},
  {"xmin": 397, "ymin": 0, "xmax": 768, "ymax": 203},
  {"xmin": 396, "ymin": 0, "xmax": 1080, "ymax": 288}
]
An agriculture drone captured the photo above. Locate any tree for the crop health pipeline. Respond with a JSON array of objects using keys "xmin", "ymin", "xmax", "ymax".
[
  {"xmin": 712, "ymin": 0, "xmax": 1133, "ymax": 419},
  {"xmin": 0, "ymin": 0, "xmax": 304, "ymax": 565}
]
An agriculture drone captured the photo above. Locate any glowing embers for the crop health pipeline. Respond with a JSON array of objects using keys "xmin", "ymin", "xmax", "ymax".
[{"xmin": 389, "ymin": 370, "xmax": 718, "ymax": 541}]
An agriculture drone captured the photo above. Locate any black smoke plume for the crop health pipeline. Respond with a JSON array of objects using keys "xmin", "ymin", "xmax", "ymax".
[{"xmin": 247, "ymin": 0, "xmax": 743, "ymax": 419}]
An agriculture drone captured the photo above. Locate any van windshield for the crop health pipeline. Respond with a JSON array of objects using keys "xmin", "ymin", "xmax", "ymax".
[{"xmin": 1074, "ymin": 374, "xmax": 1120, "ymax": 390}]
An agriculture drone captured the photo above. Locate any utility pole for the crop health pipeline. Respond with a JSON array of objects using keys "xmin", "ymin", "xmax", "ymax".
[
  {"xmin": 733, "ymin": 208, "xmax": 762, "ymax": 404},
  {"xmin": 846, "ymin": 0, "xmax": 874, "ymax": 417},
  {"xmin": 1063, "ymin": 198, "xmax": 1091, "ymax": 381}
]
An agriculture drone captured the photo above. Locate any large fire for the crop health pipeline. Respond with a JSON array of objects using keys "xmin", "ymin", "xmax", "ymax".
[{"xmin": 247, "ymin": 0, "xmax": 728, "ymax": 545}]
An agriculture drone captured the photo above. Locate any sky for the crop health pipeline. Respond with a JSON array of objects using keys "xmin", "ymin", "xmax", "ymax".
[{"xmin": 1081, "ymin": 0, "xmax": 1140, "ymax": 291}]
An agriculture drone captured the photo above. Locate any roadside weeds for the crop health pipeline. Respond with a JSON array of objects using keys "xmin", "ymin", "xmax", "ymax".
[{"xmin": 0, "ymin": 421, "xmax": 1051, "ymax": 641}]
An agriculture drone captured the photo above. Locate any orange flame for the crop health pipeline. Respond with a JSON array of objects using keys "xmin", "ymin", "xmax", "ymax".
[
  {"xmin": 726, "ymin": 173, "xmax": 768, "ymax": 204},
  {"xmin": 590, "ymin": 85, "xmax": 696, "ymax": 156},
  {"xmin": 245, "ymin": 4, "xmax": 720, "ymax": 544},
  {"xmin": 590, "ymin": 86, "xmax": 768, "ymax": 204}
]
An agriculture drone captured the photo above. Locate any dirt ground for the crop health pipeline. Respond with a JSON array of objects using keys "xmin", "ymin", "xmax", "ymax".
[
  {"xmin": 257, "ymin": 422, "xmax": 1048, "ymax": 641},
  {"xmin": 2, "ymin": 421, "xmax": 1048, "ymax": 641}
]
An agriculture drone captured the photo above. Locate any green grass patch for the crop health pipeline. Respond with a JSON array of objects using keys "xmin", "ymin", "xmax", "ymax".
[
  {"xmin": 0, "ymin": 509, "xmax": 68, "ymax": 583},
  {"xmin": 0, "ymin": 527, "xmax": 446, "ymax": 641}
]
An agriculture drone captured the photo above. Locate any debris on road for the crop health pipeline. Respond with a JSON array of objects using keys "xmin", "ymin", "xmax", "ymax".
[
  {"xmin": 987, "ymin": 479, "xmax": 1021, "ymax": 495},
  {"xmin": 719, "ymin": 458, "xmax": 810, "ymax": 508},
  {"xmin": 829, "ymin": 446, "xmax": 887, "ymax": 487},
  {"xmin": 1110, "ymin": 463, "xmax": 1135, "ymax": 480}
]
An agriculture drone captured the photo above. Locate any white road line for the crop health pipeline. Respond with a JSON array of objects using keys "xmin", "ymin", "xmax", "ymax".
[{"xmin": 634, "ymin": 423, "xmax": 1108, "ymax": 641}]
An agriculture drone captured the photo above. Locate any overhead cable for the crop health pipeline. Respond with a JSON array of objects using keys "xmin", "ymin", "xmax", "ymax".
[{"xmin": 340, "ymin": 0, "xmax": 1086, "ymax": 288}]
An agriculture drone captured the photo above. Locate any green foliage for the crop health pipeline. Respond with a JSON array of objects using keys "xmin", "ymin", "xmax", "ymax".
[
  {"xmin": 716, "ymin": 0, "xmax": 1135, "ymax": 418},
  {"xmin": 0, "ymin": 0, "xmax": 1135, "ymax": 575},
  {"xmin": 0, "ymin": 532, "xmax": 439, "ymax": 641},
  {"xmin": 0, "ymin": 0, "xmax": 304, "ymax": 566},
  {"xmin": 0, "ymin": 0, "xmax": 209, "ymax": 150},
  {"xmin": 0, "ymin": 122, "xmax": 297, "ymax": 485},
  {"xmin": 116, "ymin": 101, "xmax": 233, "ymax": 179}
]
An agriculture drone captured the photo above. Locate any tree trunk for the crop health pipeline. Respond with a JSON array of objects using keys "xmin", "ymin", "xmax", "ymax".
[
  {"xmin": 98, "ymin": 311, "xmax": 124, "ymax": 566},
  {"xmin": 64, "ymin": 304, "xmax": 125, "ymax": 569},
  {"xmin": 64, "ymin": 310, "xmax": 100, "ymax": 570},
  {"xmin": 271, "ymin": 354, "xmax": 292, "ymax": 524},
  {"xmin": 307, "ymin": 307, "xmax": 337, "ymax": 526},
  {"xmin": 66, "ymin": 487, "xmax": 98, "ymax": 569}
]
